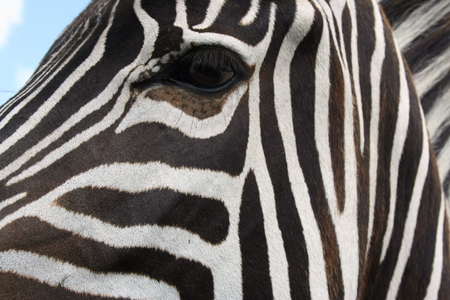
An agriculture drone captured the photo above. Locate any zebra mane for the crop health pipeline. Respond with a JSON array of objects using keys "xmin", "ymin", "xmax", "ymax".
[{"xmin": 381, "ymin": 0, "xmax": 450, "ymax": 197}]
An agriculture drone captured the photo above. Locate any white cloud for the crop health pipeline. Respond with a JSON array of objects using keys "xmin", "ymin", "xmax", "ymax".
[
  {"xmin": 15, "ymin": 67, "xmax": 33, "ymax": 89},
  {"xmin": 0, "ymin": 0, "xmax": 24, "ymax": 48}
]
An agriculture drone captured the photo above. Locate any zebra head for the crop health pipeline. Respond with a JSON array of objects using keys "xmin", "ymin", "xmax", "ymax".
[{"xmin": 0, "ymin": 0, "xmax": 448, "ymax": 299}]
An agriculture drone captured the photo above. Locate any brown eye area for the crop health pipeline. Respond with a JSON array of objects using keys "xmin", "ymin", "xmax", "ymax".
[{"xmin": 182, "ymin": 63, "xmax": 234, "ymax": 88}]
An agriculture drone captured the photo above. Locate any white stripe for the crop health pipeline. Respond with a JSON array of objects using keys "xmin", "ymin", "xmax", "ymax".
[
  {"xmin": 312, "ymin": 0, "xmax": 336, "ymax": 228},
  {"xmin": 437, "ymin": 138, "xmax": 450, "ymax": 198},
  {"xmin": 0, "ymin": 250, "xmax": 180, "ymax": 300},
  {"xmin": 1, "ymin": 162, "xmax": 245, "ymax": 300},
  {"xmin": 326, "ymin": 0, "xmax": 365, "ymax": 156},
  {"xmin": 386, "ymin": 102, "xmax": 431, "ymax": 300},
  {"xmin": 0, "ymin": 163, "xmax": 242, "ymax": 247},
  {"xmin": 0, "ymin": 25, "xmax": 100, "ymax": 181},
  {"xmin": 329, "ymin": 2, "xmax": 360, "ymax": 298},
  {"xmin": 246, "ymin": 71, "xmax": 291, "ymax": 299},
  {"xmin": 341, "ymin": 25, "xmax": 360, "ymax": 300},
  {"xmin": 312, "ymin": 0, "xmax": 352, "ymax": 216},
  {"xmin": 240, "ymin": 0, "xmax": 260, "ymax": 26},
  {"xmin": 414, "ymin": 46, "xmax": 450, "ymax": 98},
  {"xmin": 0, "ymin": 18, "xmax": 96, "ymax": 125},
  {"xmin": 4, "ymin": 16, "xmax": 269, "ymax": 185},
  {"xmin": 192, "ymin": 0, "xmax": 227, "ymax": 30},
  {"xmin": 181, "ymin": 2, "xmax": 295, "ymax": 297},
  {"xmin": 394, "ymin": 0, "xmax": 450, "ymax": 51},
  {"xmin": 4, "ymin": 75, "xmax": 135, "ymax": 185},
  {"xmin": 115, "ymin": 84, "xmax": 248, "ymax": 139},
  {"xmin": 0, "ymin": 22, "xmax": 86, "ymax": 118},
  {"xmin": 366, "ymin": 0, "xmax": 385, "ymax": 256},
  {"xmin": 3, "ymin": 0, "xmax": 160, "ymax": 185},
  {"xmin": 8, "ymin": 20, "xmax": 88, "ymax": 105},
  {"xmin": 347, "ymin": 0, "xmax": 365, "ymax": 152},
  {"xmin": 380, "ymin": 40, "xmax": 411, "ymax": 262},
  {"xmin": 0, "ymin": 192, "xmax": 26, "ymax": 212},
  {"xmin": 426, "ymin": 86, "xmax": 450, "ymax": 144},
  {"xmin": 240, "ymin": 3, "xmax": 292, "ymax": 299},
  {"xmin": 175, "ymin": 1, "xmax": 265, "ymax": 67},
  {"xmin": 3, "ymin": 4, "xmax": 280, "ymax": 297},
  {"xmin": 312, "ymin": 2, "xmax": 360, "ymax": 298},
  {"xmin": 174, "ymin": 0, "xmax": 189, "ymax": 29},
  {"xmin": 273, "ymin": 1, "xmax": 329, "ymax": 299},
  {"xmin": 426, "ymin": 85, "xmax": 450, "ymax": 192},
  {"xmin": 424, "ymin": 193, "xmax": 445, "ymax": 300}
]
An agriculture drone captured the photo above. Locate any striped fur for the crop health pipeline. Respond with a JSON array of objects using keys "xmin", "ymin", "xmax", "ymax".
[
  {"xmin": 380, "ymin": 0, "xmax": 450, "ymax": 198},
  {"xmin": 0, "ymin": 0, "xmax": 448, "ymax": 299}
]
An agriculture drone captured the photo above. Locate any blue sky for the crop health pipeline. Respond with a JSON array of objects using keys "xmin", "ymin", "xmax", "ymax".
[{"xmin": 0, "ymin": 0, "xmax": 91, "ymax": 106}]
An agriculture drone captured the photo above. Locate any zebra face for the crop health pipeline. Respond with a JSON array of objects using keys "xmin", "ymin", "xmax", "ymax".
[{"xmin": 0, "ymin": 0, "xmax": 448, "ymax": 299}]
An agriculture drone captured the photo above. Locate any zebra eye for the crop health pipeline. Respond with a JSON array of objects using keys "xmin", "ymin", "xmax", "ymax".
[
  {"xmin": 180, "ymin": 63, "xmax": 234, "ymax": 89},
  {"xmin": 169, "ymin": 48, "xmax": 244, "ymax": 92}
]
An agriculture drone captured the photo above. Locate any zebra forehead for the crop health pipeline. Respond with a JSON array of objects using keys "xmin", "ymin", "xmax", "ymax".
[
  {"xmin": 37, "ymin": 0, "xmax": 319, "ymax": 82},
  {"xmin": 53, "ymin": 0, "xmax": 309, "ymax": 48}
]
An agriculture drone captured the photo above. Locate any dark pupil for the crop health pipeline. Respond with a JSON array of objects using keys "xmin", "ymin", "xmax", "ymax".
[{"xmin": 183, "ymin": 63, "xmax": 234, "ymax": 88}]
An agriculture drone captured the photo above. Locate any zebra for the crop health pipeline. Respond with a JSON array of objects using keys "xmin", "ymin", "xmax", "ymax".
[{"xmin": 0, "ymin": 0, "xmax": 449, "ymax": 299}]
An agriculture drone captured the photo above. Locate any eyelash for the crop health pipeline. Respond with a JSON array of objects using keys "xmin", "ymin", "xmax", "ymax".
[
  {"xmin": 166, "ymin": 47, "xmax": 248, "ymax": 93},
  {"xmin": 132, "ymin": 47, "xmax": 248, "ymax": 94}
]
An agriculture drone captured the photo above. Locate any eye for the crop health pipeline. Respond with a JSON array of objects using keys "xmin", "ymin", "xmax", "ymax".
[
  {"xmin": 180, "ymin": 62, "xmax": 234, "ymax": 89},
  {"xmin": 168, "ymin": 48, "xmax": 246, "ymax": 92}
]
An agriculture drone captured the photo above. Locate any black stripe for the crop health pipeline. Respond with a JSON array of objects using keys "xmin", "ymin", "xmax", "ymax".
[
  {"xmin": 439, "ymin": 216, "xmax": 450, "ymax": 298},
  {"xmin": 0, "ymin": 2, "xmax": 114, "ymax": 148},
  {"xmin": 328, "ymin": 34, "xmax": 346, "ymax": 213},
  {"xmin": 363, "ymin": 19, "xmax": 400, "ymax": 299},
  {"xmin": 404, "ymin": 13, "xmax": 450, "ymax": 75},
  {"xmin": 365, "ymin": 17, "xmax": 401, "ymax": 270},
  {"xmin": 187, "ymin": 0, "xmax": 273, "ymax": 46},
  {"xmin": 366, "ymin": 40, "xmax": 422, "ymax": 299},
  {"xmin": 290, "ymin": 7, "xmax": 344, "ymax": 299},
  {"xmin": 396, "ymin": 75, "xmax": 441, "ymax": 298},
  {"xmin": 259, "ymin": 3, "xmax": 310, "ymax": 298},
  {"xmin": 1, "ymin": 217, "xmax": 214, "ymax": 299},
  {"xmin": 1, "ymin": 90, "xmax": 248, "ymax": 210},
  {"xmin": 342, "ymin": 4, "xmax": 353, "ymax": 75},
  {"xmin": 421, "ymin": 71, "xmax": 450, "ymax": 116},
  {"xmin": 397, "ymin": 156, "xmax": 441, "ymax": 299},
  {"xmin": 57, "ymin": 187, "xmax": 230, "ymax": 245},
  {"xmin": 355, "ymin": 0, "xmax": 375, "ymax": 274},
  {"xmin": 239, "ymin": 171, "xmax": 272, "ymax": 299}
]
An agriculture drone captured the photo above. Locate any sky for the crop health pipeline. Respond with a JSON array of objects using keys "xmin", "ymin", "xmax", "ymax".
[{"xmin": 0, "ymin": 0, "xmax": 92, "ymax": 106}]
